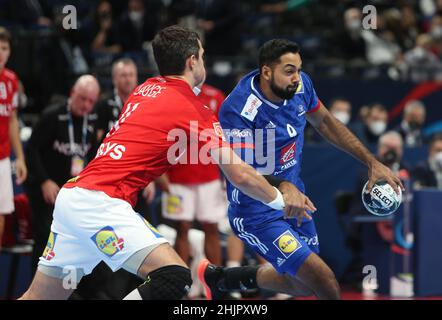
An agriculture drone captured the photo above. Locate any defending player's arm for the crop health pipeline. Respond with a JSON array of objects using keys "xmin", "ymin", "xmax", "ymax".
[{"xmin": 306, "ymin": 101, "xmax": 404, "ymax": 193}]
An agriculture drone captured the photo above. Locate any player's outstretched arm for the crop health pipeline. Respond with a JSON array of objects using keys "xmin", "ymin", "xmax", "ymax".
[{"xmin": 306, "ymin": 102, "xmax": 404, "ymax": 194}]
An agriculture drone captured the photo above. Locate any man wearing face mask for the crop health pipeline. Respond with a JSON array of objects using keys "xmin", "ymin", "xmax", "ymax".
[
  {"xmin": 394, "ymin": 100, "xmax": 426, "ymax": 147},
  {"xmin": 332, "ymin": 7, "xmax": 366, "ymax": 61},
  {"xmin": 118, "ymin": 0, "xmax": 161, "ymax": 52},
  {"xmin": 305, "ymin": 97, "xmax": 352, "ymax": 144},
  {"xmin": 353, "ymin": 103, "xmax": 388, "ymax": 146},
  {"xmin": 412, "ymin": 134, "xmax": 442, "ymax": 189}
]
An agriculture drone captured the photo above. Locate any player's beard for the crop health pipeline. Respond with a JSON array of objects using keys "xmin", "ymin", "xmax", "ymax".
[{"xmin": 270, "ymin": 76, "xmax": 298, "ymax": 100}]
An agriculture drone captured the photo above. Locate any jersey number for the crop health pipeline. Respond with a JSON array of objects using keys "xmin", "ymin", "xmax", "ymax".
[
  {"xmin": 106, "ymin": 102, "xmax": 140, "ymax": 138},
  {"xmin": 287, "ymin": 124, "xmax": 297, "ymax": 137}
]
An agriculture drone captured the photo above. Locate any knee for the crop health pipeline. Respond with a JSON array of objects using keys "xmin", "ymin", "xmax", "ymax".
[{"xmin": 137, "ymin": 265, "xmax": 192, "ymax": 300}]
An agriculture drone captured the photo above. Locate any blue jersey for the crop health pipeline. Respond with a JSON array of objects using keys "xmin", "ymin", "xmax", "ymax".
[{"xmin": 219, "ymin": 69, "xmax": 320, "ymax": 220}]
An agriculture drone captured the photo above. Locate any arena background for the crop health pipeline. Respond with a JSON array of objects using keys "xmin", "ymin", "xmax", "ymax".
[{"xmin": 1, "ymin": 0, "xmax": 442, "ymax": 300}]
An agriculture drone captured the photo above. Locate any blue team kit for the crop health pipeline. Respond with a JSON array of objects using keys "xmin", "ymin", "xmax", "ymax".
[{"xmin": 219, "ymin": 69, "xmax": 321, "ymax": 275}]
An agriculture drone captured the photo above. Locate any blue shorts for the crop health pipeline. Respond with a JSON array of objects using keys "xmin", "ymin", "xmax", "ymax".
[{"xmin": 229, "ymin": 210, "xmax": 319, "ymax": 276}]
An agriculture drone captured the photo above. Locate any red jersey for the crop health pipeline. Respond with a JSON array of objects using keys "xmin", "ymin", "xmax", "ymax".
[
  {"xmin": 0, "ymin": 68, "xmax": 18, "ymax": 160},
  {"xmin": 167, "ymin": 84, "xmax": 226, "ymax": 184},
  {"xmin": 64, "ymin": 77, "xmax": 227, "ymax": 207}
]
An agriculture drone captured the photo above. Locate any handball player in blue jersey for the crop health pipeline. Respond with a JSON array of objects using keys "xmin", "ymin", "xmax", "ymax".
[{"xmin": 198, "ymin": 39, "xmax": 404, "ymax": 300}]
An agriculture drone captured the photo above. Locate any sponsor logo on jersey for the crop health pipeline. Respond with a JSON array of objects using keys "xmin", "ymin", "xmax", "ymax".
[
  {"xmin": 273, "ymin": 230, "xmax": 302, "ymax": 258},
  {"xmin": 91, "ymin": 226, "xmax": 125, "ymax": 257},
  {"xmin": 276, "ymin": 257, "xmax": 286, "ymax": 267},
  {"xmin": 299, "ymin": 235, "xmax": 319, "ymax": 246},
  {"xmin": 42, "ymin": 231, "xmax": 57, "ymax": 261},
  {"xmin": 297, "ymin": 105, "xmax": 306, "ymax": 116},
  {"xmin": 225, "ymin": 128, "xmax": 252, "ymax": 138},
  {"xmin": 240, "ymin": 94, "xmax": 262, "ymax": 121},
  {"xmin": 212, "ymin": 122, "xmax": 226, "ymax": 141},
  {"xmin": 280, "ymin": 141, "xmax": 296, "ymax": 164}
]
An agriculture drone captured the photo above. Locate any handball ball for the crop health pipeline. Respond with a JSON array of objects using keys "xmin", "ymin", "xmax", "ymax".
[{"xmin": 361, "ymin": 180, "xmax": 402, "ymax": 216}]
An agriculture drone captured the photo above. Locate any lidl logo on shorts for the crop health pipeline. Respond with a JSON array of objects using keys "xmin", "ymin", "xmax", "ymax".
[
  {"xmin": 140, "ymin": 216, "xmax": 163, "ymax": 239},
  {"xmin": 166, "ymin": 195, "xmax": 183, "ymax": 214},
  {"xmin": 91, "ymin": 226, "xmax": 125, "ymax": 257},
  {"xmin": 42, "ymin": 231, "xmax": 57, "ymax": 261},
  {"xmin": 273, "ymin": 230, "xmax": 302, "ymax": 259}
]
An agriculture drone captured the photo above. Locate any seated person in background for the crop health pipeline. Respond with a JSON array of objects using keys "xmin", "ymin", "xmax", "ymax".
[
  {"xmin": 394, "ymin": 100, "xmax": 426, "ymax": 147},
  {"xmin": 411, "ymin": 133, "xmax": 442, "ymax": 189},
  {"xmin": 352, "ymin": 103, "xmax": 388, "ymax": 146},
  {"xmin": 81, "ymin": 0, "xmax": 122, "ymax": 59}
]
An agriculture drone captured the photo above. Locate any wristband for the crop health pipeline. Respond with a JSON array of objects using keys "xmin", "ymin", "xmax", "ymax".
[{"xmin": 265, "ymin": 187, "xmax": 285, "ymax": 210}]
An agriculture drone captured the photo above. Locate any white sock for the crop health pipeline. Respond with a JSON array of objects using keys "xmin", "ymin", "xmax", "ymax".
[{"xmin": 123, "ymin": 288, "xmax": 142, "ymax": 300}]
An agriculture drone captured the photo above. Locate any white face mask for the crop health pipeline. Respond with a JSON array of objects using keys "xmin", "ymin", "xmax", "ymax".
[
  {"xmin": 332, "ymin": 111, "xmax": 350, "ymax": 125},
  {"xmin": 346, "ymin": 19, "xmax": 361, "ymax": 31},
  {"xmin": 369, "ymin": 121, "xmax": 387, "ymax": 136},
  {"xmin": 129, "ymin": 11, "xmax": 143, "ymax": 22}
]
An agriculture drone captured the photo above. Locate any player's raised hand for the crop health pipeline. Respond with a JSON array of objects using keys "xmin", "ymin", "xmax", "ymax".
[
  {"xmin": 366, "ymin": 159, "xmax": 404, "ymax": 195},
  {"xmin": 278, "ymin": 181, "xmax": 316, "ymax": 226}
]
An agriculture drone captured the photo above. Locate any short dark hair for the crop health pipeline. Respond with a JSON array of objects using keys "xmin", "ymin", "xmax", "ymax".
[
  {"xmin": 152, "ymin": 25, "xmax": 201, "ymax": 76},
  {"xmin": 111, "ymin": 57, "xmax": 136, "ymax": 77},
  {"xmin": 258, "ymin": 39, "xmax": 300, "ymax": 71},
  {"xmin": 0, "ymin": 27, "xmax": 11, "ymax": 46}
]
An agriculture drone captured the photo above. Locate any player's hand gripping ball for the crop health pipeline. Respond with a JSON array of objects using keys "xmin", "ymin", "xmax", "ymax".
[{"xmin": 362, "ymin": 180, "xmax": 402, "ymax": 216}]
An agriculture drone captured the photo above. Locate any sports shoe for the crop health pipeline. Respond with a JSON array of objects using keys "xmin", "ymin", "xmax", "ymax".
[{"xmin": 197, "ymin": 259, "xmax": 225, "ymax": 300}]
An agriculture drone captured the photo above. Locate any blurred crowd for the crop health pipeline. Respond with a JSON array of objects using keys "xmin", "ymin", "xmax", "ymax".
[{"xmin": 2, "ymin": 0, "xmax": 442, "ymax": 299}]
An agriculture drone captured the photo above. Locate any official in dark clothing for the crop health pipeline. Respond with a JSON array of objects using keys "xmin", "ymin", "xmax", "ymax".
[
  {"xmin": 25, "ymin": 75, "xmax": 100, "ymax": 273},
  {"xmin": 95, "ymin": 58, "xmax": 138, "ymax": 143}
]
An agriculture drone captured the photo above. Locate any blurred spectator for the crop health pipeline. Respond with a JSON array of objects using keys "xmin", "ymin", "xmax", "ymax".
[
  {"xmin": 411, "ymin": 133, "xmax": 442, "ymax": 189},
  {"xmin": 394, "ymin": 100, "xmax": 426, "ymax": 147},
  {"xmin": 0, "ymin": 0, "xmax": 52, "ymax": 28},
  {"xmin": 429, "ymin": 13, "xmax": 442, "ymax": 57},
  {"xmin": 330, "ymin": 97, "xmax": 352, "ymax": 126},
  {"xmin": 397, "ymin": 33, "xmax": 442, "ymax": 82},
  {"xmin": 332, "ymin": 7, "xmax": 367, "ymax": 61},
  {"xmin": 305, "ymin": 97, "xmax": 352, "ymax": 144},
  {"xmin": 81, "ymin": 0, "xmax": 122, "ymax": 62},
  {"xmin": 196, "ymin": 0, "xmax": 242, "ymax": 56},
  {"xmin": 0, "ymin": 27, "xmax": 28, "ymax": 248},
  {"xmin": 96, "ymin": 58, "xmax": 138, "ymax": 142},
  {"xmin": 352, "ymin": 103, "xmax": 389, "ymax": 146},
  {"xmin": 361, "ymin": 12, "xmax": 402, "ymax": 65},
  {"xmin": 25, "ymin": 75, "xmax": 100, "ymax": 273},
  {"xmin": 384, "ymin": 6, "xmax": 418, "ymax": 52},
  {"xmin": 118, "ymin": 0, "xmax": 162, "ymax": 52}
]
